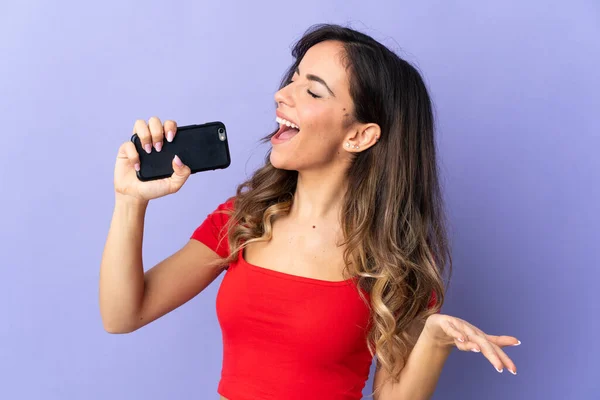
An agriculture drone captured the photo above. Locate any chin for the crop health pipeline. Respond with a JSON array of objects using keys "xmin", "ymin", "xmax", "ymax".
[
  {"xmin": 269, "ymin": 150, "xmax": 296, "ymax": 171},
  {"xmin": 269, "ymin": 149, "xmax": 289, "ymax": 169}
]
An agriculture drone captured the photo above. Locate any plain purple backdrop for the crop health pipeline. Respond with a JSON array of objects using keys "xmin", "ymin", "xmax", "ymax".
[{"xmin": 0, "ymin": 1, "xmax": 598, "ymax": 399}]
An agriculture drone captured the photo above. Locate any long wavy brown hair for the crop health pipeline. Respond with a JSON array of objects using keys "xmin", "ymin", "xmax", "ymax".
[{"xmin": 213, "ymin": 23, "xmax": 452, "ymax": 388}]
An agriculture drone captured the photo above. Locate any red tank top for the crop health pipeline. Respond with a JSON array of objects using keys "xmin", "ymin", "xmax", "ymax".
[{"xmin": 191, "ymin": 198, "xmax": 438, "ymax": 400}]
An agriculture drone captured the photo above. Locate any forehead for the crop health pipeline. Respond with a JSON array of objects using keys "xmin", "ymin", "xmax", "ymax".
[{"xmin": 298, "ymin": 40, "xmax": 350, "ymax": 95}]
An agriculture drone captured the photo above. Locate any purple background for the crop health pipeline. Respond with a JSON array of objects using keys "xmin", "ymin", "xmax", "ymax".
[{"xmin": 1, "ymin": 1, "xmax": 598, "ymax": 399}]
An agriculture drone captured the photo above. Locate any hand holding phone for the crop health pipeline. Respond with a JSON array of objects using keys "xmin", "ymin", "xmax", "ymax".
[
  {"xmin": 113, "ymin": 118, "xmax": 230, "ymax": 202},
  {"xmin": 131, "ymin": 121, "xmax": 230, "ymax": 181}
]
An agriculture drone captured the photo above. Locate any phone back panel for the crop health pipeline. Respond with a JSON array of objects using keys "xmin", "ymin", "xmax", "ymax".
[{"xmin": 131, "ymin": 121, "xmax": 231, "ymax": 181}]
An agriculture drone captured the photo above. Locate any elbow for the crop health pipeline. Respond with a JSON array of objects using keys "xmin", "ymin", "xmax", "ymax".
[
  {"xmin": 103, "ymin": 323, "xmax": 135, "ymax": 334},
  {"xmin": 101, "ymin": 315, "xmax": 139, "ymax": 334},
  {"xmin": 99, "ymin": 301, "xmax": 141, "ymax": 334},
  {"xmin": 103, "ymin": 322, "xmax": 137, "ymax": 334}
]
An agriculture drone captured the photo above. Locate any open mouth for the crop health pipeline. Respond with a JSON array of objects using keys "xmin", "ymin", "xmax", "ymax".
[
  {"xmin": 274, "ymin": 124, "xmax": 300, "ymax": 140},
  {"xmin": 274, "ymin": 116, "xmax": 300, "ymax": 141}
]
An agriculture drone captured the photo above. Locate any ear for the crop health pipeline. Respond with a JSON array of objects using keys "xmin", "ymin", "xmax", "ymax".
[{"xmin": 343, "ymin": 123, "xmax": 381, "ymax": 152}]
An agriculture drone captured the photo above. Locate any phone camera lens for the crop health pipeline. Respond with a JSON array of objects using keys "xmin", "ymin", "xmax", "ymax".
[{"xmin": 218, "ymin": 127, "xmax": 226, "ymax": 141}]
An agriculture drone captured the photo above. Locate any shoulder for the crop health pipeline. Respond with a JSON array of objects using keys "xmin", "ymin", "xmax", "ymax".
[
  {"xmin": 205, "ymin": 196, "xmax": 236, "ymax": 222},
  {"xmin": 220, "ymin": 196, "xmax": 236, "ymax": 210},
  {"xmin": 190, "ymin": 196, "xmax": 237, "ymax": 258}
]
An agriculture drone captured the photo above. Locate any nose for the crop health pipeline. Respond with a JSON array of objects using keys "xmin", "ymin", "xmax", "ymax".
[{"xmin": 274, "ymin": 83, "xmax": 295, "ymax": 108}]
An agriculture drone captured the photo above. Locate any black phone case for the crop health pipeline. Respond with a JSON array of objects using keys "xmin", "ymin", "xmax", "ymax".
[{"xmin": 131, "ymin": 121, "xmax": 231, "ymax": 181}]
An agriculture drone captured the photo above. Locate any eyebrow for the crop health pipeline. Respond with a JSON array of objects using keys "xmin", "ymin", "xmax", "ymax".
[{"xmin": 295, "ymin": 67, "xmax": 336, "ymax": 97}]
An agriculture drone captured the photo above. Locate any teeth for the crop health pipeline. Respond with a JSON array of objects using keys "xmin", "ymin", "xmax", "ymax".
[{"xmin": 276, "ymin": 117, "xmax": 299, "ymax": 130}]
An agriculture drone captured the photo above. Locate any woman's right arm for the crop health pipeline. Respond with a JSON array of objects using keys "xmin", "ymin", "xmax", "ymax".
[
  {"xmin": 99, "ymin": 117, "xmax": 225, "ymax": 334},
  {"xmin": 99, "ymin": 195, "xmax": 224, "ymax": 333}
]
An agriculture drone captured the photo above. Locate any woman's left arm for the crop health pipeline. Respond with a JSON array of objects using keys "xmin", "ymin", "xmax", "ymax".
[{"xmin": 375, "ymin": 314, "xmax": 521, "ymax": 400}]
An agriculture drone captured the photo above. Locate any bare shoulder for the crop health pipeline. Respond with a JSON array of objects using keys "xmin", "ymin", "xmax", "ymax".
[{"xmin": 134, "ymin": 239, "xmax": 225, "ymax": 331}]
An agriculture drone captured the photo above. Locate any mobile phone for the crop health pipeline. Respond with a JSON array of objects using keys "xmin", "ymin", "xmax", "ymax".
[{"xmin": 131, "ymin": 121, "xmax": 231, "ymax": 181}]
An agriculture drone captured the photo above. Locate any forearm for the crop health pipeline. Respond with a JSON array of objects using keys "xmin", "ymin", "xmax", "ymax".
[
  {"xmin": 389, "ymin": 331, "xmax": 453, "ymax": 400},
  {"xmin": 99, "ymin": 193, "xmax": 148, "ymax": 332}
]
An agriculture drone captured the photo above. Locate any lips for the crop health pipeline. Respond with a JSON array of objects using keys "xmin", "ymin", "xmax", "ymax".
[
  {"xmin": 272, "ymin": 110, "xmax": 300, "ymax": 144},
  {"xmin": 276, "ymin": 110, "xmax": 299, "ymax": 128}
]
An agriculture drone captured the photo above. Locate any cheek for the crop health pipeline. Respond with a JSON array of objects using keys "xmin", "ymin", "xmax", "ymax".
[
  {"xmin": 300, "ymin": 123, "xmax": 340, "ymax": 156},
  {"xmin": 299, "ymin": 107, "xmax": 342, "ymax": 144}
]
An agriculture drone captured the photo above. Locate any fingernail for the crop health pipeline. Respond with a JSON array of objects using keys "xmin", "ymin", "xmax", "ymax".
[
  {"xmin": 508, "ymin": 369, "xmax": 517, "ymax": 375},
  {"xmin": 511, "ymin": 340, "xmax": 522, "ymax": 346},
  {"xmin": 144, "ymin": 144, "xmax": 152, "ymax": 154},
  {"xmin": 173, "ymin": 155, "xmax": 183, "ymax": 167},
  {"xmin": 155, "ymin": 142, "xmax": 162, "ymax": 152},
  {"xmin": 134, "ymin": 163, "xmax": 140, "ymax": 171},
  {"xmin": 496, "ymin": 367, "xmax": 503, "ymax": 373},
  {"xmin": 166, "ymin": 131, "xmax": 174, "ymax": 142},
  {"xmin": 457, "ymin": 337, "xmax": 465, "ymax": 343},
  {"xmin": 471, "ymin": 348, "xmax": 480, "ymax": 353}
]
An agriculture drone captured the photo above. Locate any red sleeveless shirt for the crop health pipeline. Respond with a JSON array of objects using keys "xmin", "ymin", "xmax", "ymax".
[{"xmin": 191, "ymin": 198, "xmax": 438, "ymax": 400}]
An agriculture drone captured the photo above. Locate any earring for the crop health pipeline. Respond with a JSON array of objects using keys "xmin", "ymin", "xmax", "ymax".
[
  {"xmin": 353, "ymin": 144, "xmax": 359, "ymax": 149},
  {"xmin": 345, "ymin": 142, "xmax": 351, "ymax": 148}
]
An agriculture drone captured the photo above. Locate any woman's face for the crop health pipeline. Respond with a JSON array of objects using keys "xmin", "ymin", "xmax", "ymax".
[{"xmin": 270, "ymin": 40, "xmax": 359, "ymax": 172}]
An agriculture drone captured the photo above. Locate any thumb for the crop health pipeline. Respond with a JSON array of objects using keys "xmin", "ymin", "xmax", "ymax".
[{"xmin": 169, "ymin": 155, "xmax": 191, "ymax": 191}]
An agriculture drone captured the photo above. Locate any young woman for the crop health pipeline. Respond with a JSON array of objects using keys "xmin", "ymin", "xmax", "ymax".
[{"xmin": 100, "ymin": 24, "xmax": 520, "ymax": 400}]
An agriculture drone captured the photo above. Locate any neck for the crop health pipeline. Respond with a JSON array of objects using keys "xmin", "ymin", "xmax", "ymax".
[{"xmin": 289, "ymin": 167, "xmax": 348, "ymax": 223}]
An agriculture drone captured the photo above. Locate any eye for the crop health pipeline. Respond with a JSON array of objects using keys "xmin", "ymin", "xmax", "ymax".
[{"xmin": 286, "ymin": 78, "xmax": 320, "ymax": 98}]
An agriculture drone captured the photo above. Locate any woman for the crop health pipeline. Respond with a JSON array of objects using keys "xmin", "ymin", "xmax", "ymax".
[{"xmin": 100, "ymin": 24, "xmax": 520, "ymax": 400}]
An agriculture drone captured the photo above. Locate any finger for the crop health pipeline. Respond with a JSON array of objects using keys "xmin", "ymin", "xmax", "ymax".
[
  {"xmin": 445, "ymin": 321, "xmax": 468, "ymax": 343},
  {"xmin": 163, "ymin": 120, "xmax": 178, "ymax": 143},
  {"xmin": 168, "ymin": 155, "xmax": 191, "ymax": 193},
  {"xmin": 464, "ymin": 333, "xmax": 506, "ymax": 374},
  {"xmin": 485, "ymin": 335, "xmax": 521, "ymax": 348},
  {"xmin": 117, "ymin": 141, "xmax": 141, "ymax": 171},
  {"xmin": 453, "ymin": 335, "xmax": 481, "ymax": 353},
  {"xmin": 148, "ymin": 116, "xmax": 164, "ymax": 152},
  {"xmin": 490, "ymin": 342, "xmax": 518, "ymax": 375},
  {"xmin": 133, "ymin": 119, "xmax": 152, "ymax": 154},
  {"xmin": 448, "ymin": 323, "xmax": 482, "ymax": 353}
]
